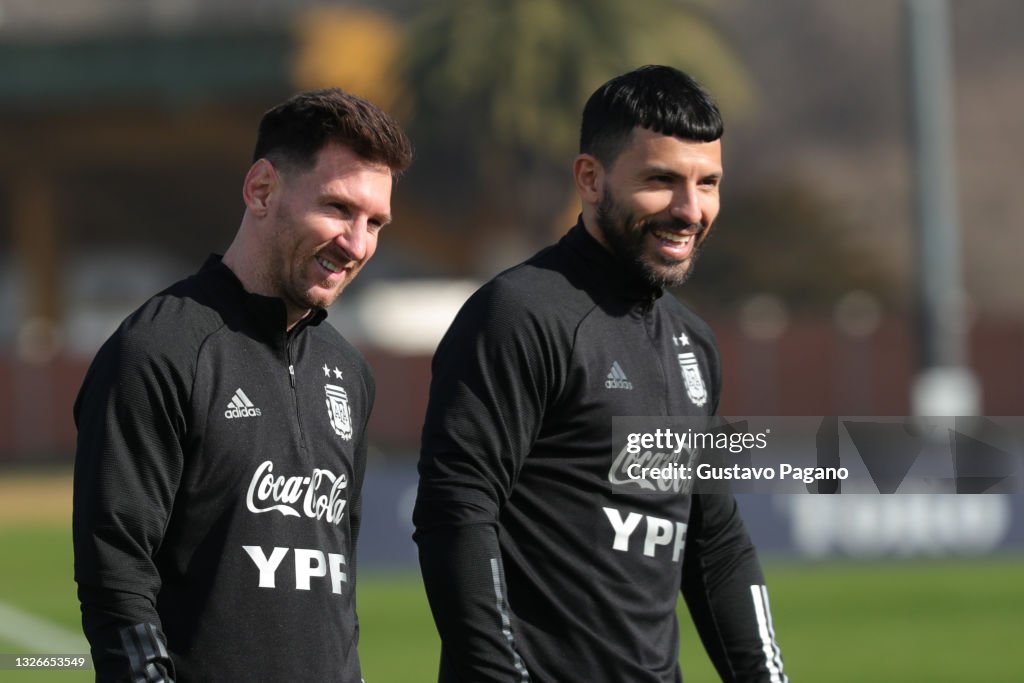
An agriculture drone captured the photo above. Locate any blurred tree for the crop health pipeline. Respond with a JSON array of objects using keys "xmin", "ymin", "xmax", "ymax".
[
  {"xmin": 396, "ymin": 0, "xmax": 753, "ymax": 274},
  {"xmin": 293, "ymin": 7, "xmax": 404, "ymax": 113},
  {"xmin": 684, "ymin": 180, "xmax": 898, "ymax": 312}
]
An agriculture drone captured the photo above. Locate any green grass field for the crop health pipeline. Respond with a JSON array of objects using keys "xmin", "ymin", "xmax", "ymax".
[
  {"xmin": 1, "ymin": 523, "xmax": 1021, "ymax": 682},
  {"xmin": 0, "ymin": 468, "xmax": 1020, "ymax": 682}
]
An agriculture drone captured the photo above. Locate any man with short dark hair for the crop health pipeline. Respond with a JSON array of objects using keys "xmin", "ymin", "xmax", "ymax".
[
  {"xmin": 415, "ymin": 66, "xmax": 786, "ymax": 682},
  {"xmin": 73, "ymin": 88, "xmax": 411, "ymax": 682}
]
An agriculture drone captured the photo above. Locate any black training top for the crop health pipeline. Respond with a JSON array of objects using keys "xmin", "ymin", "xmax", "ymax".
[
  {"xmin": 73, "ymin": 257, "xmax": 371, "ymax": 682},
  {"xmin": 415, "ymin": 222, "xmax": 787, "ymax": 682}
]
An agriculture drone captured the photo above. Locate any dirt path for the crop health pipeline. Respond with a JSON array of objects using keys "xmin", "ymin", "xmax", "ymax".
[{"xmin": 0, "ymin": 470, "xmax": 73, "ymax": 526}]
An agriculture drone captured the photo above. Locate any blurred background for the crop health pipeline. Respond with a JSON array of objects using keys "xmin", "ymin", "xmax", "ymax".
[{"xmin": 0, "ymin": 1, "xmax": 1021, "ymax": 681}]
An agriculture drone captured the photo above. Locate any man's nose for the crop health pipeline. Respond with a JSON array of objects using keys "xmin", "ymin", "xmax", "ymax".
[
  {"xmin": 335, "ymin": 221, "xmax": 368, "ymax": 262},
  {"xmin": 669, "ymin": 185, "xmax": 702, "ymax": 226}
]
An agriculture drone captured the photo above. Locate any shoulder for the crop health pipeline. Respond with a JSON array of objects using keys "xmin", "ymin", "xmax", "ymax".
[
  {"xmin": 89, "ymin": 272, "xmax": 229, "ymax": 381},
  {"xmin": 76, "ymin": 273, "xmax": 228, "ymax": 419},
  {"xmin": 123, "ymin": 274, "xmax": 226, "ymax": 351},
  {"xmin": 460, "ymin": 247, "xmax": 599, "ymax": 333}
]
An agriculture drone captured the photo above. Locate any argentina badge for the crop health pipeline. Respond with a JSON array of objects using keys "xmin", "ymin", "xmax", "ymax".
[
  {"xmin": 324, "ymin": 384, "xmax": 354, "ymax": 440},
  {"xmin": 677, "ymin": 352, "xmax": 708, "ymax": 407}
]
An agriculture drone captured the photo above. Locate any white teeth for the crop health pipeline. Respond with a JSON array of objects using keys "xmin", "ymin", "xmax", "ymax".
[
  {"xmin": 653, "ymin": 230, "xmax": 692, "ymax": 245},
  {"xmin": 316, "ymin": 256, "xmax": 341, "ymax": 273}
]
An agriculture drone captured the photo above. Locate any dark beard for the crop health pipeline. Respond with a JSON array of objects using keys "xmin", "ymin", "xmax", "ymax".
[{"xmin": 594, "ymin": 188, "xmax": 702, "ymax": 289}]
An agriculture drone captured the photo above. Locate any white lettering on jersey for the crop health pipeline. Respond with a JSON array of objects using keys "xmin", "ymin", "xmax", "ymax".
[
  {"xmin": 603, "ymin": 507, "xmax": 643, "ymax": 551},
  {"xmin": 603, "ymin": 506, "xmax": 688, "ymax": 562},
  {"xmin": 608, "ymin": 444, "xmax": 695, "ymax": 494},
  {"xmin": 245, "ymin": 460, "xmax": 348, "ymax": 526},
  {"xmin": 242, "ymin": 546, "xmax": 289, "ymax": 588},
  {"xmin": 243, "ymin": 546, "xmax": 348, "ymax": 594}
]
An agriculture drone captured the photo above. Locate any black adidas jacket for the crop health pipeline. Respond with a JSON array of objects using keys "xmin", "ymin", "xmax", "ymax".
[
  {"xmin": 73, "ymin": 256, "xmax": 371, "ymax": 682},
  {"xmin": 415, "ymin": 222, "xmax": 786, "ymax": 682}
]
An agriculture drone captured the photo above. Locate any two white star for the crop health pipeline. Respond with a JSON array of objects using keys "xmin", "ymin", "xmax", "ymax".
[{"xmin": 322, "ymin": 364, "xmax": 344, "ymax": 379}]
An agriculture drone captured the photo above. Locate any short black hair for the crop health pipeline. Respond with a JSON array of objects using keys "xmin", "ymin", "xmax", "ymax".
[
  {"xmin": 253, "ymin": 88, "xmax": 412, "ymax": 175},
  {"xmin": 580, "ymin": 65, "xmax": 723, "ymax": 166}
]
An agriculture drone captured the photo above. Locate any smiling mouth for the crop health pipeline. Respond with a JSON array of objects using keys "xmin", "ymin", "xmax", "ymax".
[
  {"xmin": 316, "ymin": 255, "xmax": 345, "ymax": 274},
  {"xmin": 650, "ymin": 229, "xmax": 694, "ymax": 247}
]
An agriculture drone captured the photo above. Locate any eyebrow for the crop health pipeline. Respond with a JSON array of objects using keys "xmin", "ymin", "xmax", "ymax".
[
  {"xmin": 642, "ymin": 166, "xmax": 682, "ymax": 179},
  {"xmin": 642, "ymin": 165, "xmax": 724, "ymax": 180},
  {"xmin": 321, "ymin": 191, "xmax": 392, "ymax": 226}
]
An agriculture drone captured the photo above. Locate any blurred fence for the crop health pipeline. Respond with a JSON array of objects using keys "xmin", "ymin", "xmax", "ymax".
[
  {"xmin": 1, "ymin": 314, "xmax": 1022, "ymax": 463},
  {"xmin": 358, "ymin": 462, "xmax": 1024, "ymax": 568}
]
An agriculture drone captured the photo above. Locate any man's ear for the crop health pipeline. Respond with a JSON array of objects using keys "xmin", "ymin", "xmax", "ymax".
[
  {"xmin": 242, "ymin": 159, "xmax": 279, "ymax": 217},
  {"xmin": 573, "ymin": 154, "xmax": 604, "ymax": 207}
]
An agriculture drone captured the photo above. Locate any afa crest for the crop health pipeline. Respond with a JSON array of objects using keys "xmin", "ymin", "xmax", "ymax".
[
  {"xmin": 324, "ymin": 384, "xmax": 353, "ymax": 440},
  {"xmin": 677, "ymin": 353, "xmax": 708, "ymax": 407}
]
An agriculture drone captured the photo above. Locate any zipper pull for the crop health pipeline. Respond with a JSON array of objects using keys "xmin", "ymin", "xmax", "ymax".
[{"xmin": 288, "ymin": 364, "xmax": 296, "ymax": 387}]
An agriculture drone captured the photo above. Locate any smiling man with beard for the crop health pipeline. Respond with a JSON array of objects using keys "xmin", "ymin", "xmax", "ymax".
[
  {"xmin": 415, "ymin": 66, "xmax": 786, "ymax": 682},
  {"xmin": 73, "ymin": 89, "xmax": 411, "ymax": 682},
  {"xmin": 591, "ymin": 125, "xmax": 720, "ymax": 289}
]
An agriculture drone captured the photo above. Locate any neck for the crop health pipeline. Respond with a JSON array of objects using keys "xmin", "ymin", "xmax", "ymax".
[
  {"xmin": 221, "ymin": 236, "xmax": 263, "ymax": 298},
  {"xmin": 580, "ymin": 209, "xmax": 612, "ymax": 252},
  {"xmin": 286, "ymin": 309, "xmax": 310, "ymax": 331},
  {"xmin": 223, "ymin": 226, "xmax": 311, "ymax": 331}
]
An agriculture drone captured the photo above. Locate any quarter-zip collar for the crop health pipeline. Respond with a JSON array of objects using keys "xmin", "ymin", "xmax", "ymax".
[
  {"xmin": 197, "ymin": 254, "xmax": 327, "ymax": 351},
  {"xmin": 560, "ymin": 217, "xmax": 663, "ymax": 310}
]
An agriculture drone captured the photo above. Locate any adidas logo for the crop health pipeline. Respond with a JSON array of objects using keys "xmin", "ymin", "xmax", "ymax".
[
  {"xmin": 605, "ymin": 361, "xmax": 633, "ymax": 390},
  {"xmin": 224, "ymin": 388, "xmax": 262, "ymax": 419}
]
